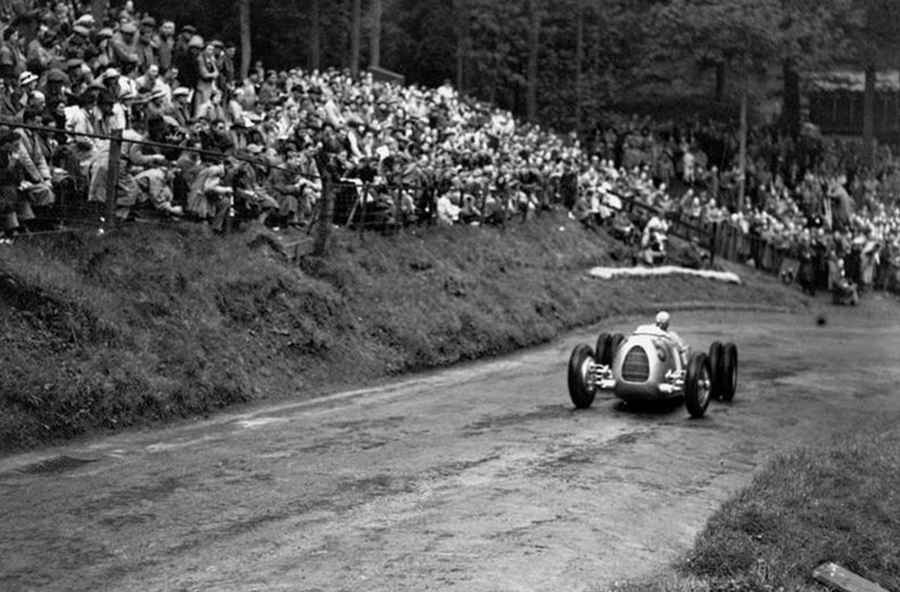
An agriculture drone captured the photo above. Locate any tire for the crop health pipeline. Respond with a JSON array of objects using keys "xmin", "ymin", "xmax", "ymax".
[
  {"xmin": 594, "ymin": 332, "xmax": 613, "ymax": 366},
  {"xmin": 568, "ymin": 344, "xmax": 596, "ymax": 409},
  {"xmin": 719, "ymin": 343, "xmax": 738, "ymax": 402},
  {"xmin": 684, "ymin": 352, "xmax": 711, "ymax": 418},
  {"xmin": 610, "ymin": 333, "xmax": 626, "ymax": 357},
  {"xmin": 707, "ymin": 341, "xmax": 724, "ymax": 399}
]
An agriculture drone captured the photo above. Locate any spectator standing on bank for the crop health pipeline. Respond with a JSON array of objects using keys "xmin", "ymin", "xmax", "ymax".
[
  {"xmin": 136, "ymin": 16, "xmax": 157, "ymax": 71},
  {"xmin": 0, "ymin": 27, "xmax": 26, "ymax": 81},
  {"xmin": 110, "ymin": 21, "xmax": 139, "ymax": 70},
  {"xmin": 194, "ymin": 41, "xmax": 218, "ymax": 117},
  {"xmin": 156, "ymin": 20, "xmax": 175, "ymax": 73}
]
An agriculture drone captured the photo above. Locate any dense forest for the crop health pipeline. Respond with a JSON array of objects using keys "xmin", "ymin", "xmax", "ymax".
[{"xmin": 137, "ymin": 0, "xmax": 900, "ymax": 158}]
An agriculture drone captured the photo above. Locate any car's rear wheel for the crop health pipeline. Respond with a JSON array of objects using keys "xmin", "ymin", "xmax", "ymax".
[
  {"xmin": 568, "ymin": 344, "xmax": 596, "ymax": 409},
  {"xmin": 719, "ymin": 343, "xmax": 738, "ymax": 402},
  {"xmin": 708, "ymin": 341, "xmax": 724, "ymax": 399},
  {"xmin": 684, "ymin": 352, "xmax": 711, "ymax": 418},
  {"xmin": 594, "ymin": 333, "xmax": 613, "ymax": 366}
]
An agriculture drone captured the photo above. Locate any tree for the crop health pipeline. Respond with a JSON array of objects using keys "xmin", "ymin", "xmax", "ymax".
[
  {"xmin": 350, "ymin": 0, "xmax": 361, "ymax": 77},
  {"xmin": 370, "ymin": 0, "xmax": 383, "ymax": 68},
  {"xmin": 573, "ymin": 0, "xmax": 584, "ymax": 132},
  {"xmin": 239, "ymin": 0, "xmax": 251, "ymax": 81},
  {"xmin": 454, "ymin": 0, "xmax": 467, "ymax": 92},
  {"xmin": 652, "ymin": 0, "xmax": 787, "ymax": 210},
  {"xmin": 526, "ymin": 0, "xmax": 541, "ymax": 121},
  {"xmin": 847, "ymin": 0, "xmax": 900, "ymax": 167},
  {"xmin": 776, "ymin": 0, "xmax": 858, "ymax": 138},
  {"xmin": 310, "ymin": 0, "xmax": 321, "ymax": 70}
]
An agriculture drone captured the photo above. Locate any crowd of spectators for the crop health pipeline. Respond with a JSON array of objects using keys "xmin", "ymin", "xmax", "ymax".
[
  {"xmin": 0, "ymin": 0, "xmax": 585, "ymax": 238},
  {"xmin": 0, "ymin": 1, "xmax": 899, "ymax": 296},
  {"xmin": 572, "ymin": 116, "xmax": 900, "ymax": 295}
]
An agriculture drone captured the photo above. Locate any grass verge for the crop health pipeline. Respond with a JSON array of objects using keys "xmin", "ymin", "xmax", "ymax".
[
  {"xmin": 613, "ymin": 428, "xmax": 900, "ymax": 592},
  {"xmin": 0, "ymin": 211, "xmax": 805, "ymax": 451}
]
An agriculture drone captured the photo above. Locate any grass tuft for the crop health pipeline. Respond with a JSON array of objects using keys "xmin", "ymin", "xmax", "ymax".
[{"xmin": 613, "ymin": 429, "xmax": 900, "ymax": 592}]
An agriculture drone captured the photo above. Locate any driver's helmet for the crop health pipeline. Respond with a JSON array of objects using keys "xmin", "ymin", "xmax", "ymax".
[{"xmin": 655, "ymin": 310, "xmax": 670, "ymax": 331}]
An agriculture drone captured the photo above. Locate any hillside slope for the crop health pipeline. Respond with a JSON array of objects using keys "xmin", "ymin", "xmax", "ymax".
[{"xmin": 0, "ymin": 213, "xmax": 806, "ymax": 451}]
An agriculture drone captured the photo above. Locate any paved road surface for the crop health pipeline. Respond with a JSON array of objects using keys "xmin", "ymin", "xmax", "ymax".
[{"xmin": 2, "ymin": 302, "xmax": 900, "ymax": 592}]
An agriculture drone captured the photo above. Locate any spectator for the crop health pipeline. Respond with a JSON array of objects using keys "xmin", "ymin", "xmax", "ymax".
[
  {"xmin": 110, "ymin": 21, "xmax": 139, "ymax": 70},
  {"xmin": 194, "ymin": 41, "xmax": 218, "ymax": 117}
]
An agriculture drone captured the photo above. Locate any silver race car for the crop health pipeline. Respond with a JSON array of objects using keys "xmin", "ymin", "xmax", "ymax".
[{"xmin": 567, "ymin": 325, "xmax": 738, "ymax": 418}]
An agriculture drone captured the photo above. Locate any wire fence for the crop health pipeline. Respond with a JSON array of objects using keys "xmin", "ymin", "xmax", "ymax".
[{"xmin": 0, "ymin": 118, "xmax": 828, "ymax": 289}]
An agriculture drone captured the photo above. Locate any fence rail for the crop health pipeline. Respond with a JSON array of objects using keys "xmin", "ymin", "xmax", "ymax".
[{"xmin": 3, "ymin": 117, "xmax": 799, "ymax": 279}]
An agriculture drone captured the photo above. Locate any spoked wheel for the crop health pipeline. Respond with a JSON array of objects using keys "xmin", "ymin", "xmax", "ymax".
[
  {"xmin": 568, "ymin": 344, "xmax": 596, "ymax": 409},
  {"xmin": 719, "ymin": 343, "xmax": 738, "ymax": 402},
  {"xmin": 684, "ymin": 352, "xmax": 712, "ymax": 418}
]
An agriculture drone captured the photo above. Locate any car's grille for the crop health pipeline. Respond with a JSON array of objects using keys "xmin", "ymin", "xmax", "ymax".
[{"xmin": 621, "ymin": 346, "xmax": 650, "ymax": 382}]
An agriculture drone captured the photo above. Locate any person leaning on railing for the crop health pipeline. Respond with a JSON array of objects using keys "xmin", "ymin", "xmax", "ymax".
[{"xmin": 0, "ymin": 126, "xmax": 32, "ymax": 237}]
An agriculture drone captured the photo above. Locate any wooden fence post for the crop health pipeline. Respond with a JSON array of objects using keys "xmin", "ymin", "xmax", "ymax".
[
  {"xmin": 358, "ymin": 183, "xmax": 368, "ymax": 242},
  {"xmin": 313, "ymin": 175, "xmax": 333, "ymax": 256},
  {"xmin": 479, "ymin": 187, "xmax": 487, "ymax": 225},
  {"xmin": 104, "ymin": 129, "xmax": 122, "ymax": 228}
]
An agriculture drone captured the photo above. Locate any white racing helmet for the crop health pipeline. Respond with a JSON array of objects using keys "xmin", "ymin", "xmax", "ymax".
[{"xmin": 655, "ymin": 311, "xmax": 670, "ymax": 331}]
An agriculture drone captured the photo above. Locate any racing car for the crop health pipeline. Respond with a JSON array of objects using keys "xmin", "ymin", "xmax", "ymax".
[{"xmin": 567, "ymin": 327, "xmax": 738, "ymax": 418}]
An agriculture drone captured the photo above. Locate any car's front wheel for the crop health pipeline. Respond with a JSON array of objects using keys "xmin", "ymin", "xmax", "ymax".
[
  {"xmin": 684, "ymin": 352, "xmax": 711, "ymax": 418},
  {"xmin": 594, "ymin": 333, "xmax": 613, "ymax": 366},
  {"xmin": 568, "ymin": 344, "xmax": 596, "ymax": 409}
]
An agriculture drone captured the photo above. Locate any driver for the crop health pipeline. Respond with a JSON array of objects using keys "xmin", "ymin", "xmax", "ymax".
[{"xmin": 653, "ymin": 311, "xmax": 688, "ymax": 364}]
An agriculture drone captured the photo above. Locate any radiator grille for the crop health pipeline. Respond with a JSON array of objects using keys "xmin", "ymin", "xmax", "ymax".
[{"xmin": 621, "ymin": 346, "xmax": 650, "ymax": 383}]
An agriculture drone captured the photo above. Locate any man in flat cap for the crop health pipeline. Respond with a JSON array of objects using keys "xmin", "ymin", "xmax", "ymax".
[
  {"xmin": 136, "ymin": 16, "xmax": 157, "ymax": 71},
  {"xmin": 62, "ymin": 22, "xmax": 95, "ymax": 61},
  {"xmin": 111, "ymin": 21, "xmax": 139, "ymax": 69}
]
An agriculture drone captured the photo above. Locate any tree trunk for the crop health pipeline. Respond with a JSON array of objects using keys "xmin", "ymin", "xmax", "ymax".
[
  {"xmin": 239, "ymin": 0, "xmax": 251, "ymax": 81},
  {"xmin": 782, "ymin": 58, "xmax": 800, "ymax": 138},
  {"xmin": 715, "ymin": 61, "xmax": 725, "ymax": 102},
  {"xmin": 91, "ymin": 0, "xmax": 108, "ymax": 23},
  {"xmin": 526, "ymin": 0, "xmax": 541, "ymax": 121},
  {"xmin": 310, "ymin": 0, "xmax": 321, "ymax": 71},
  {"xmin": 738, "ymin": 77, "xmax": 748, "ymax": 212},
  {"xmin": 370, "ymin": 0, "xmax": 382, "ymax": 68},
  {"xmin": 350, "ymin": 0, "xmax": 362, "ymax": 78},
  {"xmin": 574, "ymin": 0, "xmax": 584, "ymax": 133},
  {"xmin": 455, "ymin": 0, "xmax": 467, "ymax": 92},
  {"xmin": 863, "ymin": 63, "xmax": 876, "ymax": 167}
]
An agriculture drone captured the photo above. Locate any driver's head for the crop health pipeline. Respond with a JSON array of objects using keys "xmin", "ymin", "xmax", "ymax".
[{"xmin": 655, "ymin": 311, "xmax": 670, "ymax": 331}]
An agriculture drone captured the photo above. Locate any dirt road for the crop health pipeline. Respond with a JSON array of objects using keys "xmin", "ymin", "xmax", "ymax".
[{"xmin": 2, "ymin": 301, "xmax": 900, "ymax": 592}]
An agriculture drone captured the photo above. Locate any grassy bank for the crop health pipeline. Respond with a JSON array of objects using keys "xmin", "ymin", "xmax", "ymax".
[
  {"xmin": 0, "ymin": 212, "xmax": 804, "ymax": 451},
  {"xmin": 614, "ymin": 429, "xmax": 900, "ymax": 592}
]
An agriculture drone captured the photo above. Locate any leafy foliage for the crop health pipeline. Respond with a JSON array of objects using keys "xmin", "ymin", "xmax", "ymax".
[{"xmin": 136, "ymin": 0, "xmax": 898, "ymax": 129}]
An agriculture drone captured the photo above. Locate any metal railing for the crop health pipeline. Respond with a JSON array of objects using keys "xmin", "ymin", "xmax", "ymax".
[{"xmin": 0, "ymin": 118, "xmax": 825, "ymax": 280}]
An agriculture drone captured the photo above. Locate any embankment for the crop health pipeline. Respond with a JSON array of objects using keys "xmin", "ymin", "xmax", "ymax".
[{"xmin": 0, "ymin": 212, "xmax": 806, "ymax": 451}]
